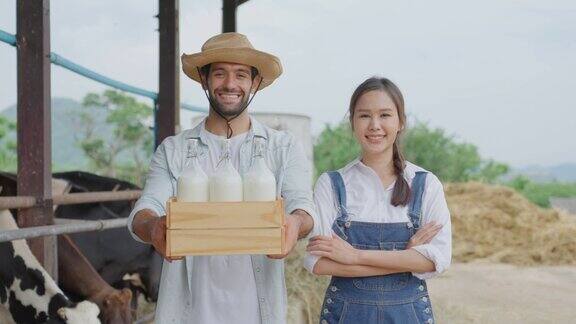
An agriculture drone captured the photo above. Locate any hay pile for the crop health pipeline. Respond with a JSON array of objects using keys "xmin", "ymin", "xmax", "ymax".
[
  {"xmin": 446, "ymin": 182, "xmax": 576, "ymax": 266},
  {"xmin": 134, "ymin": 182, "xmax": 576, "ymax": 323},
  {"xmin": 285, "ymin": 241, "xmax": 330, "ymax": 324},
  {"xmin": 285, "ymin": 182, "xmax": 576, "ymax": 322}
]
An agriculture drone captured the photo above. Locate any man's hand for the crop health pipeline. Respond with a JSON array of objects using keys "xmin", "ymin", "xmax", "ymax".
[
  {"xmin": 150, "ymin": 216, "xmax": 184, "ymax": 262},
  {"xmin": 133, "ymin": 210, "xmax": 183, "ymax": 262},
  {"xmin": 267, "ymin": 214, "xmax": 302, "ymax": 259}
]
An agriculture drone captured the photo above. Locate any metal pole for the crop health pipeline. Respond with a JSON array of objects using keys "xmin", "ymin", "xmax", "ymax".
[
  {"xmin": 156, "ymin": 0, "xmax": 180, "ymax": 149},
  {"xmin": 17, "ymin": 0, "xmax": 57, "ymax": 279},
  {"xmin": 222, "ymin": 0, "xmax": 250, "ymax": 33},
  {"xmin": 0, "ymin": 191, "xmax": 142, "ymax": 209},
  {"xmin": 0, "ymin": 218, "xmax": 129, "ymax": 243},
  {"xmin": 222, "ymin": 0, "xmax": 237, "ymax": 32},
  {"xmin": 52, "ymin": 190, "xmax": 141, "ymax": 205},
  {"xmin": 0, "ymin": 196, "xmax": 37, "ymax": 209}
]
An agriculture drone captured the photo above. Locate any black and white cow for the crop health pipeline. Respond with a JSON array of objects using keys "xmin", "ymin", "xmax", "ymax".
[
  {"xmin": 52, "ymin": 171, "xmax": 161, "ymax": 302},
  {"xmin": 0, "ymin": 171, "xmax": 162, "ymax": 302},
  {"xmin": 0, "ymin": 210, "xmax": 101, "ymax": 324}
]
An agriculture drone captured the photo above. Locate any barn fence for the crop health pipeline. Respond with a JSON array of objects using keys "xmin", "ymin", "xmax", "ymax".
[{"xmin": 0, "ymin": 189, "xmax": 141, "ymax": 243}]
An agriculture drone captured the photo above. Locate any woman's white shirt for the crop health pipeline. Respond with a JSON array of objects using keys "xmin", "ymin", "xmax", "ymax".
[{"xmin": 304, "ymin": 159, "xmax": 452, "ymax": 280}]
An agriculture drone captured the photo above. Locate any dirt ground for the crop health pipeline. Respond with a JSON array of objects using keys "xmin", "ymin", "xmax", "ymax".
[
  {"xmin": 135, "ymin": 183, "xmax": 576, "ymax": 323},
  {"xmin": 135, "ymin": 261, "xmax": 576, "ymax": 324},
  {"xmin": 428, "ymin": 262, "xmax": 576, "ymax": 324}
]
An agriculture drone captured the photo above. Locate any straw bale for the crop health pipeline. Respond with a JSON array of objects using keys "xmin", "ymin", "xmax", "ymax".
[
  {"xmin": 446, "ymin": 182, "xmax": 576, "ymax": 266},
  {"xmin": 285, "ymin": 182, "xmax": 576, "ymax": 323}
]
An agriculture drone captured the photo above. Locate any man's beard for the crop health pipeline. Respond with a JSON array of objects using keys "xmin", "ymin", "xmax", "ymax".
[{"xmin": 209, "ymin": 92, "xmax": 250, "ymax": 118}]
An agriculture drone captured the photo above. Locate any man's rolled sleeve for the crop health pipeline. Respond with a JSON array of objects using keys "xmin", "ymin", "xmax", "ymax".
[
  {"xmin": 127, "ymin": 197, "xmax": 166, "ymax": 244},
  {"xmin": 128, "ymin": 140, "xmax": 175, "ymax": 243}
]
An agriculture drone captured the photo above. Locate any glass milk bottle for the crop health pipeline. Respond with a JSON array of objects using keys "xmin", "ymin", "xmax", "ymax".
[
  {"xmin": 243, "ymin": 137, "xmax": 276, "ymax": 201},
  {"xmin": 210, "ymin": 139, "xmax": 243, "ymax": 202},
  {"xmin": 177, "ymin": 138, "xmax": 209, "ymax": 202}
]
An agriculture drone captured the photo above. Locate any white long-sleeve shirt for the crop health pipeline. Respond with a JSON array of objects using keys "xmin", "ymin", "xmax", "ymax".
[
  {"xmin": 128, "ymin": 117, "xmax": 315, "ymax": 324},
  {"xmin": 304, "ymin": 159, "xmax": 452, "ymax": 280}
]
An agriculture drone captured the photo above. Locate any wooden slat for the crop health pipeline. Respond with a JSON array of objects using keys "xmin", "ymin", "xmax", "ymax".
[
  {"xmin": 167, "ymin": 227, "xmax": 282, "ymax": 257},
  {"xmin": 167, "ymin": 199, "xmax": 284, "ymax": 230}
]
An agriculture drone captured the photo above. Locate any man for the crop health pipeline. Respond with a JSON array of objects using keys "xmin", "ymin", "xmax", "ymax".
[{"xmin": 127, "ymin": 32, "xmax": 314, "ymax": 323}]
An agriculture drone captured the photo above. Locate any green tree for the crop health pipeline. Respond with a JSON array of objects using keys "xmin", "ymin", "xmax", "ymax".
[
  {"xmin": 401, "ymin": 122, "xmax": 481, "ymax": 182},
  {"xmin": 313, "ymin": 120, "xmax": 509, "ymax": 183},
  {"xmin": 0, "ymin": 115, "xmax": 17, "ymax": 171},
  {"xmin": 473, "ymin": 160, "xmax": 510, "ymax": 183},
  {"xmin": 402, "ymin": 122, "xmax": 509, "ymax": 183},
  {"xmin": 77, "ymin": 90, "xmax": 153, "ymax": 185},
  {"xmin": 313, "ymin": 122, "xmax": 360, "ymax": 178}
]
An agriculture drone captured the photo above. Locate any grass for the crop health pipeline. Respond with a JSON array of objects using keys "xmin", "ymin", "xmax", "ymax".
[{"xmin": 505, "ymin": 176, "xmax": 576, "ymax": 208}]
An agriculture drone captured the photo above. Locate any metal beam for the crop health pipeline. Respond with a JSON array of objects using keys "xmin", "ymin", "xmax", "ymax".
[
  {"xmin": 52, "ymin": 190, "xmax": 141, "ymax": 205},
  {"xmin": 0, "ymin": 196, "xmax": 36, "ymax": 209},
  {"xmin": 222, "ymin": 0, "xmax": 250, "ymax": 33},
  {"xmin": 222, "ymin": 0, "xmax": 238, "ymax": 32},
  {"xmin": 0, "ymin": 190, "xmax": 142, "ymax": 209},
  {"xmin": 156, "ymin": 0, "xmax": 180, "ymax": 148},
  {"xmin": 16, "ymin": 0, "xmax": 57, "ymax": 279},
  {"xmin": 0, "ymin": 218, "xmax": 129, "ymax": 243}
]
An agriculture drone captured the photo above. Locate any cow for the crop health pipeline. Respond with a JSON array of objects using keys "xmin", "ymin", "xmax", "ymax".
[
  {"xmin": 0, "ymin": 171, "xmax": 134, "ymax": 324},
  {"xmin": 0, "ymin": 210, "xmax": 101, "ymax": 324},
  {"xmin": 0, "ymin": 171, "xmax": 162, "ymax": 302},
  {"xmin": 58, "ymin": 234, "xmax": 132, "ymax": 324},
  {"xmin": 52, "ymin": 171, "xmax": 162, "ymax": 302},
  {"xmin": 52, "ymin": 171, "xmax": 161, "ymax": 302}
]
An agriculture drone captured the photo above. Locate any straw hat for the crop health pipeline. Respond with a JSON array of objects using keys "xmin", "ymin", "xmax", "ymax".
[{"xmin": 181, "ymin": 32, "xmax": 283, "ymax": 89}]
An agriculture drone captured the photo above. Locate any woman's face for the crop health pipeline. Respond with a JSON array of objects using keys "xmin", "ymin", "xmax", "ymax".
[{"xmin": 352, "ymin": 90, "xmax": 401, "ymax": 157}]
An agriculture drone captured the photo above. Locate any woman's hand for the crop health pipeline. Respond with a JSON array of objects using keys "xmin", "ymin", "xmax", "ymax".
[
  {"xmin": 306, "ymin": 233, "xmax": 359, "ymax": 265},
  {"xmin": 406, "ymin": 222, "xmax": 443, "ymax": 249}
]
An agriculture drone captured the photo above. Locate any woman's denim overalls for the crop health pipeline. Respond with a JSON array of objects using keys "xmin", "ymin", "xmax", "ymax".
[{"xmin": 319, "ymin": 171, "xmax": 435, "ymax": 324}]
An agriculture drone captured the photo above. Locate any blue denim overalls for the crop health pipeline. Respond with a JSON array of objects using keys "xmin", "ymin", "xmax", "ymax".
[{"xmin": 319, "ymin": 171, "xmax": 435, "ymax": 324}]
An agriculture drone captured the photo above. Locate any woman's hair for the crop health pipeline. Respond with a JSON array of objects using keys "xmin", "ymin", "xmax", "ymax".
[{"xmin": 349, "ymin": 77, "xmax": 410, "ymax": 206}]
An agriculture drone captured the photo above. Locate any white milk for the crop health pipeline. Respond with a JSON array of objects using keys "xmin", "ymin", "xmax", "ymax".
[
  {"xmin": 210, "ymin": 139, "xmax": 243, "ymax": 202},
  {"xmin": 177, "ymin": 138, "xmax": 209, "ymax": 202},
  {"xmin": 243, "ymin": 137, "xmax": 276, "ymax": 201}
]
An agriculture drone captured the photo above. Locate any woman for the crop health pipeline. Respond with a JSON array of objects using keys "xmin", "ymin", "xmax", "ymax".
[{"xmin": 305, "ymin": 77, "xmax": 452, "ymax": 324}]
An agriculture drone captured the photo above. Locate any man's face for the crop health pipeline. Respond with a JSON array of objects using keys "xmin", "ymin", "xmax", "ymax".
[{"xmin": 204, "ymin": 62, "xmax": 259, "ymax": 117}]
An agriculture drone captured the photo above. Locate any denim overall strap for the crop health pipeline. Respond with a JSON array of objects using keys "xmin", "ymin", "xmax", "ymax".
[
  {"xmin": 407, "ymin": 171, "xmax": 428, "ymax": 230},
  {"xmin": 327, "ymin": 171, "xmax": 349, "ymax": 239}
]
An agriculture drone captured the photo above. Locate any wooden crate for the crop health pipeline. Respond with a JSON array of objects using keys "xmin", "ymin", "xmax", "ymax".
[{"xmin": 166, "ymin": 198, "xmax": 285, "ymax": 257}]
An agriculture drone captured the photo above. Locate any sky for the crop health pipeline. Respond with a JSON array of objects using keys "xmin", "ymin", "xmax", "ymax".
[{"xmin": 1, "ymin": 0, "xmax": 575, "ymax": 168}]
